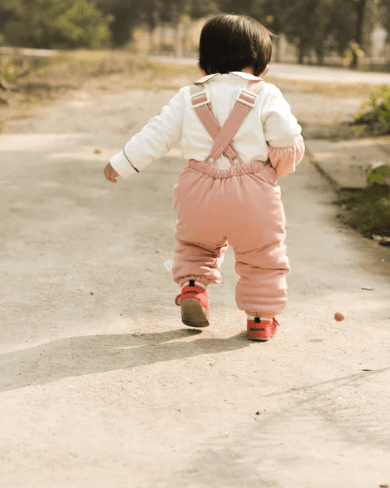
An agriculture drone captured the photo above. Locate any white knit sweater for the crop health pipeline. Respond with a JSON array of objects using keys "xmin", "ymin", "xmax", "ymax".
[{"xmin": 110, "ymin": 71, "xmax": 304, "ymax": 178}]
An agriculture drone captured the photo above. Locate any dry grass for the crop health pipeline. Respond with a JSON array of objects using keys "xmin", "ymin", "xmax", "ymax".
[
  {"xmin": 0, "ymin": 50, "xmax": 200, "ymax": 128},
  {"xmin": 265, "ymin": 76, "xmax": 379, "ymax": 100},
  {"xmin": 29, "ymin": 50, "xmax": 200, "ymax": 91}
]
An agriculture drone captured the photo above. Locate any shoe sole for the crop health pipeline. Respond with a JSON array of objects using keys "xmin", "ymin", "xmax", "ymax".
[
  {"xmin": 181, "ymin": 298, "xmax": 209, "ymax": 328},
  {"xmin": 247, "ymin": 335, "xmax": 273, "ymax": 341}
]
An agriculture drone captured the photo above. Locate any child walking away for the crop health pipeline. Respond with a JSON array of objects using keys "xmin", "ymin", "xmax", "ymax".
[{"xmin": 104, "ymin": 14, "xmax": 304, "ymax": 341}]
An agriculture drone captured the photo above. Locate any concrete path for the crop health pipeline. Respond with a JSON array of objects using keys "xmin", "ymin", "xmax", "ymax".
[
  {"xmin": 152, "ymin": 56, "xmax": 390, "ymax": 85},
  {"xmin": 1, "ymin": 86, "xmax": 390, "ymax": 488}
]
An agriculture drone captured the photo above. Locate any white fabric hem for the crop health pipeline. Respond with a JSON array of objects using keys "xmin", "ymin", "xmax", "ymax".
[{"xmin": 110, "ymin": 151, "xmax": 138, "ymax": 180}]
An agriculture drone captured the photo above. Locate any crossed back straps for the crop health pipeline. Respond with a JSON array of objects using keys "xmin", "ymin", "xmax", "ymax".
[{"xmin": 190, "ymin": 79, "xmax": 264, "ymax": 167}]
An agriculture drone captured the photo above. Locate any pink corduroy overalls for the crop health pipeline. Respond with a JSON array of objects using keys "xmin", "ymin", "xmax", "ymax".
[{"xmin": 172, "ymin": 80, "xmax": 290, "ymax": 318}]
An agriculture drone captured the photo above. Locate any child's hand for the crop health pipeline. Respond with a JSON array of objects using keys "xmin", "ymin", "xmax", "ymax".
[{"xmin": 104, "ymin": 163, "xmax": 119, "ymax": 183}]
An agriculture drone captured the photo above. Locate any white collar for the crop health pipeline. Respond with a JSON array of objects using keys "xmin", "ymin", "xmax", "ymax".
[{"xmin": 194, "ymin": 71, "xmax": 262, "ymax": 85}]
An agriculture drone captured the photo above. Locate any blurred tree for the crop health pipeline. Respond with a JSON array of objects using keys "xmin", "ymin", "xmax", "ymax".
[
  {"xmin": 378, "ymin": 0, "xmax": 390, "ymax": 39},
  {"xmin": 189, "ymin": 0, "xmax": 219, "ymax": 18},
  {"xmin": 95, "ymin": 0, "xmax": 139, "ymax": 47},
  {"xmin": 262, "ymin": 0, "xmax": 324, "ymax": 62},
  {"xmin": 261, "ymin": 0, "xmax": 285, "ymax": 34},
  {"xmin": 93, "ymin": 0, "xmax": 218, "ymax": 49},
  {"xmin": 261, "ymin": 0, "xmax": 289, "ymax": 62},
  {"xmin": 2, "ymin": 0, "xmax": 111, "ymax": 49},
  {"xmin": 262, "ymin": 0, "xmax": 370, "ymax": 66},
  {"xmin": 137, "ymin": 0, "xmax": 164, "ymax": 53},
  {"xmin": 217, "ymin": 0, "xmax": 263, "ymax": 17},
  {"xmin": 0, "ymin": 2, "xmax": 15, "ymax": 34},
  {"xmin": 351, "ymin": 0, "xmax": 368, "ymax": 67},
  {"xmin": 324, "ymin": 0, "xmax": 357, "ymax": 56},
  {"xmin": 326, "ymin": 0, "xmax": 373, "ymax": 68},
  {"xmin": 214, "ymin": 0, "xmax": 325, "ymax": 62}
]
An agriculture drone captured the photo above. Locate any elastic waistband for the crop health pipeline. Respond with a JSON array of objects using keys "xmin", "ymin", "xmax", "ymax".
[{"xmin": 187, "ymin": 159, "xmax": 271, "ymax": 180}]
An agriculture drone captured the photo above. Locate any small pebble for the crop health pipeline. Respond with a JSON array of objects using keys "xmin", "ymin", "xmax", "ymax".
[{"xmin": 334, "ymin": 312, "xmax": 345, "ymax": 322}]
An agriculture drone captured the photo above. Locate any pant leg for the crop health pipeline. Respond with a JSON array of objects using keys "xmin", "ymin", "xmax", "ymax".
[
  {"xmin": 172, "ymin": 166, "xmax": 229, "ymax": 287},
  {"xmin": 233, "ymin": 244, "xmax": 290, "ymax": 316},
  {"xmin": 224, "ymin": 170, "xmax": 290, "ymax": 317}
]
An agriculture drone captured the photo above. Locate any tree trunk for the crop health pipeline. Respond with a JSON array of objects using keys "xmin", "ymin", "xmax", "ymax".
[
  {"xmin": 174, "ymin": 23, "xmax": 183, "ymax": 57},
  {"xmin": 315, "ymin": 44, "xmax": 324, "ymax": 65},
  {"xmin": 315, "ymin": 0, "xmax": 325, "ymax": 65},
  {"xmin": 298, "ymin": 42, "xmax": 306, "ymax": 64},
  {"xmin": 274, "ymin": 36, "xmax": 281, "ymax": 63},
  {"xmin": 351, "ymin": 0, "xmax": 367, "ymax": 69},
  {"xmin": 148, "ymin": 26, "xmax": 155, "ymax": 55}
]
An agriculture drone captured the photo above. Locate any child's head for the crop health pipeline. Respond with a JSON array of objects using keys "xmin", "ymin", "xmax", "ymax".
[{"xmin": 199, "ymin": 14, "xmax": 272, "ymax": 77}]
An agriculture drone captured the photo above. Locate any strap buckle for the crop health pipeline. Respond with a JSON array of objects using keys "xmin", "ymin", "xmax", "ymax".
[
  {"xmin": 236, "ymin": 89, "xmax": 258, "ymax": 108},
  {"xmin": 191, "ymin": 90, "xmax": 211, "ymax": 109}
]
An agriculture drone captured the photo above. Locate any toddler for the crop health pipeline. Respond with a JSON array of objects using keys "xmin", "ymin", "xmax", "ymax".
[{"xmin": 104, "ymin": 14, "xmax": 304, "ymax": 341}]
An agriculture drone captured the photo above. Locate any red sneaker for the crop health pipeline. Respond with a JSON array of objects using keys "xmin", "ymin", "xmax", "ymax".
[
  {"xmin": 247, "ymin": 317, "xmax": 279, "ymax": 341},
  {"xmin": 175, "ymin": 280, "xmax": 209, "ymax": 327}
]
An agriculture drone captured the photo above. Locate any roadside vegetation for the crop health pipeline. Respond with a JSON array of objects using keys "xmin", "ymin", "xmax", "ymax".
[
  {"xmin": 2, "ymin": 0, "xmax": 390, "ymax": 70},
  {"xmin": 350, "ymin": 85, "xmax": 390, "ymax": 136},
  {"xmin": 332, "ymin": 86, "xmax": 390, "ymax": 241}
]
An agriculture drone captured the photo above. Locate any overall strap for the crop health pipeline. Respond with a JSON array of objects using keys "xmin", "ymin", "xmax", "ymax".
[
  {"xmin": 190, "ymin": 80, "xmax": 263, "ymax": 166},
  {"xmin": 208, "ymin": 80, "xmax": 263, "ymax": 164},
  {"xmin": 190, "ymin": 84, "xmax": 239, "ymax": 163}
]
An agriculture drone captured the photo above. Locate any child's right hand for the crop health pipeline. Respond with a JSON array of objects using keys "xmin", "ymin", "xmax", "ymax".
[{"xmin": 104, "ymin": 163, "xmax": 119, "ymax": 183}]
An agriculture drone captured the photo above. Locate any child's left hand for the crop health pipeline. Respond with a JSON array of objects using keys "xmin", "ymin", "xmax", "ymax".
[{"xmin": 104, "ymin": 163, "xmax": 119, "ymax": 183}]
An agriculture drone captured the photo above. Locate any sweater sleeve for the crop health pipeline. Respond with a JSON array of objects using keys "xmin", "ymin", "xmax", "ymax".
[
  {"xmin": 261, "ymin": 84, "xmax": 302, "ymax": 148},
  {"xmin": 110, "ymin": 87, "xmax": 185, "ymax": 178},
  {"xmin": 268, "ymin": 135, "xmax": 305, "ymax": 176}
]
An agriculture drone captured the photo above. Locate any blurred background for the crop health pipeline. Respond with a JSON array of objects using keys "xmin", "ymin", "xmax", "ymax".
[{"xmin": 0, "ymin": 0, "xmax": 390, "ymax": 70}]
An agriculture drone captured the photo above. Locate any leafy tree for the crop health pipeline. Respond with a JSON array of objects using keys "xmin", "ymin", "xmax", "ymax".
[
  {"xmin": 262, "ymin": 0, "xmax": 369, "ymax": 66},
  {"xmin": 189, "ymin": 0, "xmax": 219, "ymax": 19},
  {"xmin": 2, "ymin": 0, "xmax": 111, "ymax": 49},
  {"xmin": 378, "ymin": 0, "xmax": 390, "ymax": 40},
  {"xmin": 0, "ymin": 2, "xmax": 15, "ymax": 32},
  {"xmin": 350, "ymin": 0, "xmax": 368, "ymax": 67},
  {"xmin": 95, "ymin": 0, "xmax": 141, "ymax": 47},
  {"xmin": 325, "ymin": 0, "xmax": 372, "ymax": 68},
  {"xmin": 324, "ymin": 0, "xmax": 356, "ymax": 56},
  {"xmin": 217, "ymin": 0, "xmax": 263, "ymax": 17},
  {"xmin": 272, "ymin": 0, "xmax": 321, "ymax": 63}
]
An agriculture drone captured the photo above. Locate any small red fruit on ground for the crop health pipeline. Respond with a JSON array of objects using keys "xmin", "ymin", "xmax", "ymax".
[{"xmin": 334, "ymin": 312, "xmax": 345, "ymax": 321}]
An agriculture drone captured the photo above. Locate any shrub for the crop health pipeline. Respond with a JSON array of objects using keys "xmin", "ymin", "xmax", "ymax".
[
  {"xmin": 352, "ymin": 85, "xmax": 390, "ymax": 135},
  {"xmin": 2, "ymin": 0, "xmax": 111, "ymax": 49}
]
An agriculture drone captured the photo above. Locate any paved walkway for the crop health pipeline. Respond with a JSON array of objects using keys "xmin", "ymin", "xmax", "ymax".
[{"xmin": 0, "ymin": 84, "xmax": 390, "ymax": 488}]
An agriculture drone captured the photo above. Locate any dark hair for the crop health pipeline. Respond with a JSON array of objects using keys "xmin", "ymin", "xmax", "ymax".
[{"xmin": 199, "ymin": 14, "xmax": 273, "ymax": 77}]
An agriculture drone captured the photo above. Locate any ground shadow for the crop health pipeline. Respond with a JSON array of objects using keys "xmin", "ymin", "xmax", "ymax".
[
  {"xmin": 0, "ymin": 328, "xmax": 250, "ymax": 393},
  {"xmin": 264, "ymin": 366, "xmax": 390, "ymax": 397}
]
